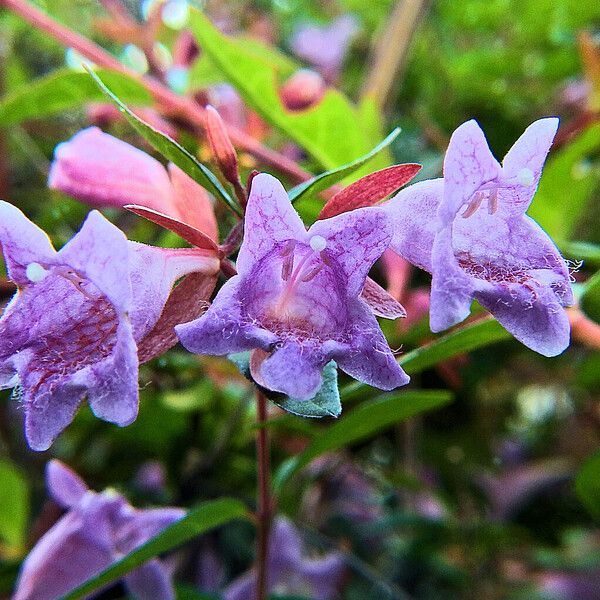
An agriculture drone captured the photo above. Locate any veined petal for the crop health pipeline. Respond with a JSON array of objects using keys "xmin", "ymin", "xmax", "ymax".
[
  {"xmin": 476, "ymin": 281, "xmax": 570, "ymax": 356},
  {"xmin": 58, "ymin": 210, "xmax": 132, "ymax": 313},
  {"xmin": 46, "ymin": 460, "xmax": 89, "ymax": 509},
  {"xmin": 176, "ymin": 277, "xmax": 278, "ymax": 355},
  {"xmin": 0, "ymin": 201, "xmax": 56, "ymax": 285},
  {"xmin": 259, "ymin": 340, "xmax": 325, "ymax": 400},
  {"xmin": 440, "ymin": 119, "xmax": 501, "ymax": 223},
  {"xmin": 383, "ymin": 178, "xmax": 444, "ymax": 273},
  {"xmin": 49, "ymin": 127, "xmax": 177, "ymax": 215},
  {"xmin": 309, "ymin": 206, "xmax": 392, "ymax": 297},
  {"xmin": 237, "ymin": 173, "xmax": 307, "ymax": 276},
  {"xmin": 430, "ymin": 226, "xmax": 475, "ymax": 332},
  {"xmin": 334, "ymin": 299, "xmax": 409, "ymax": 389},
  {"xmin": 499, "ymin": 117, "xmax": 559, "ymax": 215}
]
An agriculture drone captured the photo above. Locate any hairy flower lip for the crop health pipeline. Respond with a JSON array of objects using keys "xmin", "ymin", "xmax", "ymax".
[{"xmin": 177, "ymin": 172, "xmax": 410, "ymax": 400}]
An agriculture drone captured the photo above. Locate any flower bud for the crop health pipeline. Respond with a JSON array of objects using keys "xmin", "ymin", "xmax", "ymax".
[
  {"xmin": 204, "ymin": 104, "xmax": 240, "ymax": 188},
  {"xmin": 279, "ymin": 69, "xmax": 326, "ymax": 111}
]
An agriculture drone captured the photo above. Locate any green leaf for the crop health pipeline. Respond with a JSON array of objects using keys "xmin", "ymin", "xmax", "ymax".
[
  {"xmin": 274, "ymin": 390, "xmax": 452, "ymax": 490},
  {"xmin": 529, "ymin": 122, "xmax": 600, "ymax": 242},
  {"xmin": 575, "ymin": 450, "xmax": 600, "ymax": 520},
  {"xmin": 85, "ymin": 68, "xmax": 242, "ymax": 217},
  {"xmin": 60, "ymin": 498, "xmax": 247, "ymax": 600},
  {"xmin": 561, "ymin": 240, "xmax": 600, "ymax": 266},
  {"xmin": 341, "ymin": 317, "xmax": 511, "ymax": 400},
  {"xmin": 274, "ymin": 361, "xmax": 341, "ymax": 418},
  {"xmin": 0, "ymin": 460, "xmax": 29, "ymax": 549},
  {"xmin": 189, "ymin": 10, "xmax": 374, "ymax": 170},
  {"xmin": 0, "ymin": 68, "xmax": 151, "ymax": 126},
  {"xmin": 228, "ymin": 353, "xmax": 341, "ymax": 418},
  {"xmin": 288, "ymin": 128, "xmax": 401, "ymax": 204}
]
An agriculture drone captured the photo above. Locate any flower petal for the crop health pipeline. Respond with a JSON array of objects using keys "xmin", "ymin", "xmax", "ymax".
[
  {"xmin": 124, "ymin": 561, "xmax": 175, "ymax": 600},
  {"xmin": 429, "ymin": 226, "xmax": 475, "ymax": 332},
  {"xmin": 361, "ymin": 277, "xmax": 407, "ymax": 320},
  {"xmin": 499, "ymin": 117, "xmax": 559, "ymax": 215},
  {"xmin": 334, "ymin": 299, "xmax": 410, "ymax": 389},
  {"xmin": 58, "ymin": 210, "xmax": 132, "ymax": 313},
  {"xmin": 46, "ymin": 460, "xmax": 89, "ymax": 509},
  {"xmin": 0, "ymin": 201, "xmax": 56, "ymax": 285},
  {"xmin": 309, "ymin": 206, "xmax": 392, "ymax": 297},
  {"xmin": 440, "ymin": 120, "xmax": 501, "ymax": 223},
  {"xmin": 383, "ymin": 178, "xmax": 444, "ymax": 273},
  {"xmin": 49, "ymin": 127, "xmax": 177, "ymax": 215},
  {"xmin": 176, "ymin": 277, "xmax": 278, "ymax": 355},
  {"xmin": 259, "ymin": 340, "xmax": 325, "ymax": 400},
  {"xmin": 476, "ymin": 281, "xmax": 570, "ymax": 356},
  {"xmin": 237, "ymin": 173, "xmax": 307, "ymax": 276}
]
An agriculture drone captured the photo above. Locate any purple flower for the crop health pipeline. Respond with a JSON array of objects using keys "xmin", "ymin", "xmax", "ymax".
[
  {"xmin": 385, "ymin": 118, "xmax": 574, "ymax": 356},
  {"xmin": 0, "ymin": 203, "xmax": 219, "ymax": 450},
  {"xmin": 223, "ymin": 517, "xmax": 345, "ymax": 600},
  {"xmin": 176, "ymin": 173, "xmax": 409, "ymax": 401},
  {"xmin": 13, "ymin": 460, "xmax": 184, "ymax": 600},
  {"xmin": 290, "ymin": 15, "xmax": 359, "ymax": 81}
]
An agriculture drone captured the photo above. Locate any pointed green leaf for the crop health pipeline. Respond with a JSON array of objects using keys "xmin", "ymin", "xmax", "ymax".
[
  {"xmin": 288, "ymin": 128, "xmax": 401, "ymax": 205},
  {"xmin": 274, "ymin": 390, "xmax": 452, "ymax": 490},
  {"xmin": 86, "ymin": 68, "xmax": 242, "ymax": 217},
  {"xmin": 60, "ymin": 498, "xmax": 248, "ymax": 600},
  {"xmin": 0, "ymin": 68, "xmax": 151, "ymax": 126},
  {"xmin": 575, "ymin": 450, "xmax": 600, "ymax": 520},
  {"xmin": 0, "ymin": 459, "xmax": 29, "ymax": 549},
  {"xmin": 228, "ymin": 353, "xmax": 341, "ymax": 418}
]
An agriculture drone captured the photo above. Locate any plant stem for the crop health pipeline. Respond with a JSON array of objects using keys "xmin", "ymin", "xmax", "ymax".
[
  {"xmin": 255, "ymin": 390, "xmax": 272, "ymax": 600},
  {"xmin": 0, "ymin": 0, "xmax": 312, "ymax": 184}
]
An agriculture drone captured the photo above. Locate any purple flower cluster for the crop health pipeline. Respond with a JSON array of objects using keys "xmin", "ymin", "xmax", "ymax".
[{"xmin": 0, "ymin": 117, "xmax": 572, "ymax": 452}]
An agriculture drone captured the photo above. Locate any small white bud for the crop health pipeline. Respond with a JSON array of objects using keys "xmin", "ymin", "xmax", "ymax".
[
  {"xmin": 517, "ymin": 168, "xmax": 535, "ymax": 187},
  {"xmin": 309, "ymin": 235, "xmax": 327, "ymax": 252},
  {"xmin": 25, "ymin": 262, "xmax": 49, "ymax": 283}
]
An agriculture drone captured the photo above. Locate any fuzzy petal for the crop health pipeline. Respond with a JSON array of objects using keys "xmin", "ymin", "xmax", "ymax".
[
  {"xmin": 476, "ymin": 282, "xmax": 570, "ymax": 356},
  {"xmin": 125, "ymin": 561, "xmax": 175, "ymax": 600},
  {"xmin": 127, "ymin": 243, "xmax": 219, "ymax": 342},
  {"xmin": 383, "ymin": 178, "xmax": 443, "ymax": 273},
  {"xmin": 0, "ymin": 201, "xmax": 56, "ymax": 285},
  {"xmin": 176, "ymin": 277, "xmax": 278, "ymax": 355},
  {"xmin": 309, "ymin": 206, "xmax": 392, "ymax": 297},
  {"xmin": 58, "ymin": 210, "xmax": 132, "ymax": 313},
  {"xmin": 440, "ymin": 120, "xmax": 501, "ymax": 223},
  {"xmin": 49, "ymin": 127, "xmax": 177, "ymax": 215},
  {"xmin": 259, "ymin": 341, "xmax": 325, "ymax": 400},
  {"xmin": 429, "ymin": 226, "xmax": 475, "ymax": 332},
  {"xmin": 237, "ymin": 173, "xmax": 307, "ymax": 276},
  {"xmin": 334, "ymin": 299, "xmax": 410, "ymax": 389},
  {"xmin": 499, "ymin": 117, "xmax": 559, "ymax": 215},
  {"xmin": 46, "ymin": 460, "xmax": 89, "ymax": 509}
]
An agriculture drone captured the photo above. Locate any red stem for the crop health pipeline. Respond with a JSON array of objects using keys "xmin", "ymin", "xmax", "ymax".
[
  {"xmin": 255, "ymin": 390, "xmax": 272, "ymax": 600},
  {"xmin": 0, "ymin": 0, "xmax": 312, "ymax": 184}
]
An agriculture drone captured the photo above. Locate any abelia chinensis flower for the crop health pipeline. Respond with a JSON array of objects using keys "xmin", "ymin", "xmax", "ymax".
[
  {"xmin": 176, "ymin": 173, "xmax": 409, "ymax": 401},
  {"xmin": 224, "ymin": 517, "xmax": 344, "ymax": 600},
  {"xmin": 13, "ymin": 460, "xmax": 183, "ymax": 600},
  {"xmin": 385, "ymin": 118, "xmax": 573, "ymax": 356},
  {"xmin": 0, "ymin": 203, "xmax": 219, "ymax": 450}
]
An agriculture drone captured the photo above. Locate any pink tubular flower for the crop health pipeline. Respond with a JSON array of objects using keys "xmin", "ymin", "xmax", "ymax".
[
  {"xmin": 0, "ymin": 203, "xmax": 219, "ymax": 450},
  {"xmin": 385, "ymin": 118, "xmax": 574, "ymax": 356},
  {"xmin": 176, "ymin": 173, "xmax": 409, "ymax": 401},
  {"xmin": 13, "ymin": 460, "xmax": 184, "ymax": 600}
]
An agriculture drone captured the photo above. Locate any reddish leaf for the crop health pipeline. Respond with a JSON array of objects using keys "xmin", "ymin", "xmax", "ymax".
[
  {"xmin": 126, "ymin": 205, "xmax": 220, "ymax": 253},
  {"xmin": 319, "ymin": 163, "xmax": 421, "ymax": 219},
  {"xmin": 137, "ymin": 272, "xmax": 218, "ymax": 363},
  {"xmin": 361, "ymin": 277, "xmax": 407, "ymax": 320}
]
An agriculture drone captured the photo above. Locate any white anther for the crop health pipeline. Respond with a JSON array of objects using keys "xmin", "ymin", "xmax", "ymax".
[
  {"xmin": 25, "ymin": 262, "xmax": 49, "ymax": 283},
  {"xmin": 309, "ymin": 235, "xmax": 327, "ymax": 252},
  {"xmin": 517, "ymin": 168, "xmax": 535, "ymax": 186}
]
